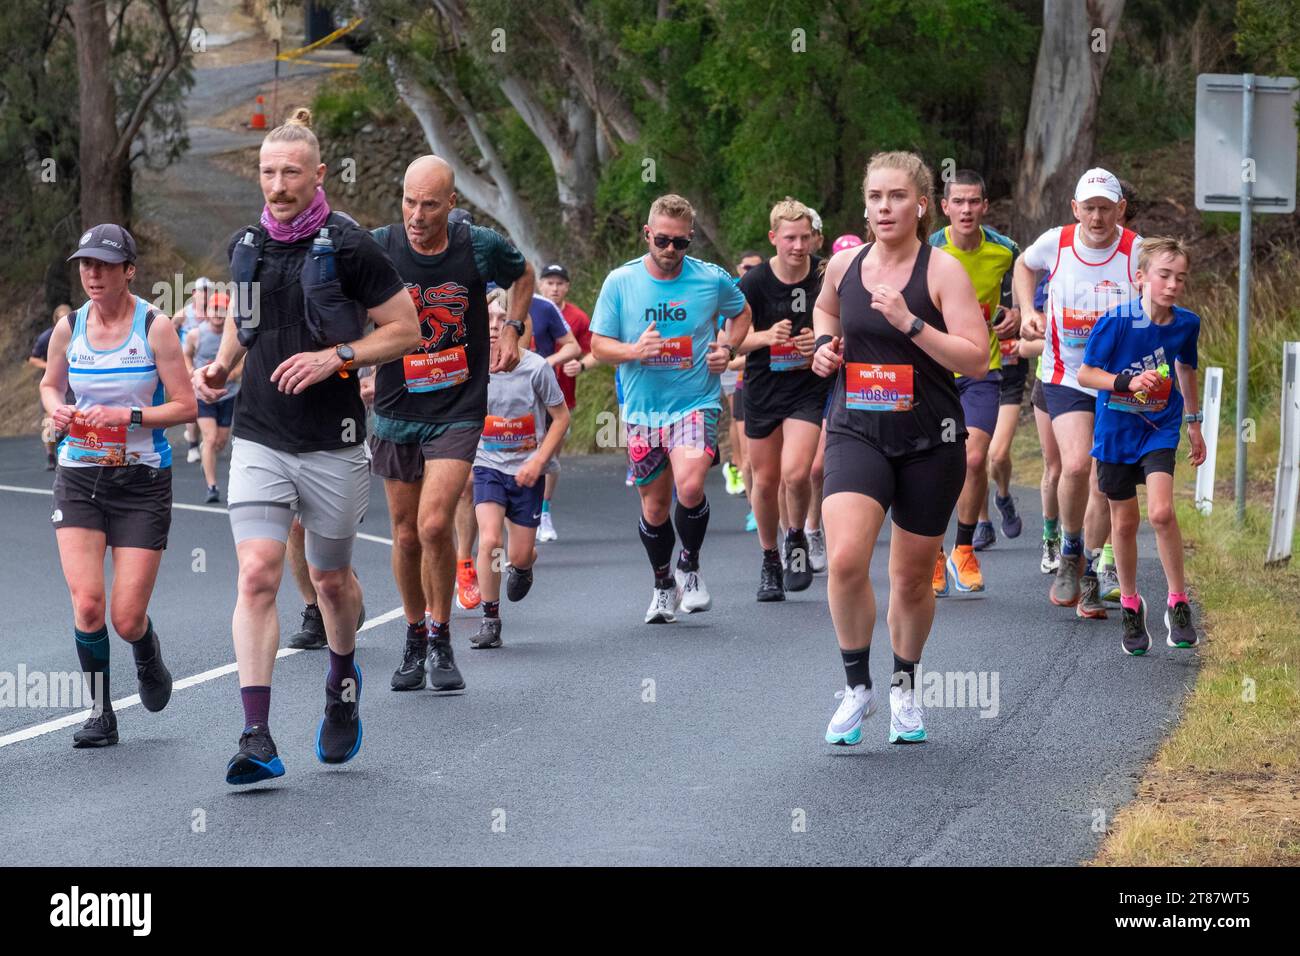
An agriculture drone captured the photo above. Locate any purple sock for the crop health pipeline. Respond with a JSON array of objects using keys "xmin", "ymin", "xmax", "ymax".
[
  {"xmin": 327, "ymin": 648, "xmax": 355, "ymax": 693},
  {"xmin": 240, "ymin": 685, "xmax": 271, "ymax": 730}
]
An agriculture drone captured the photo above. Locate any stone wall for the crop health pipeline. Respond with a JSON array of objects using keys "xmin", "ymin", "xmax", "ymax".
[{"xmin": 320, "ymin": 121, "xmax": 429, "ymax": 228}]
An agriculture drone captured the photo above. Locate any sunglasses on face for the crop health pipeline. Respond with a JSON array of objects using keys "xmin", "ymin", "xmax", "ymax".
[{"xmin": 646, "ymin": 230, "xmax": 691, "ymax": 250}]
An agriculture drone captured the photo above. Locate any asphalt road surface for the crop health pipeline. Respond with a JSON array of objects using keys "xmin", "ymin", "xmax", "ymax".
[{"xmin": 0, "ymin": 432, "xmax": 1197, "ymax": 865}]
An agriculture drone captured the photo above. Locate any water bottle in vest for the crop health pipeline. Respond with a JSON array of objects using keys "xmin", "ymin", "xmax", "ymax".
[{"xmin": 311, "ymin": 228, "xmax": 336, "ymax": 283}]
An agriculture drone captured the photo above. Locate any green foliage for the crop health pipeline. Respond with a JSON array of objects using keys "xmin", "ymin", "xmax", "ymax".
[{"xmin": 1237, "ymin": 0, "xmax": 1300, "ymax": 75}]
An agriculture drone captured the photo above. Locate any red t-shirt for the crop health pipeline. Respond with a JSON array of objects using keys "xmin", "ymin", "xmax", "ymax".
[{"xmin": 556, "ymin": 301, "xmax": 591, "ymax": 409}]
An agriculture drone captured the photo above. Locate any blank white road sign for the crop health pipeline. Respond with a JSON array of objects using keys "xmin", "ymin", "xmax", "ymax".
[{"xmin": 1195, "ymin": 74, "xmax": 1298, "ymax": 214}]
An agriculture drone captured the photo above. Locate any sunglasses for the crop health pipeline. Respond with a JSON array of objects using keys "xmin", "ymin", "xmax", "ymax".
[{"xmin": 646, "ymin": 231, "xmax": 692, "ymax": 250}]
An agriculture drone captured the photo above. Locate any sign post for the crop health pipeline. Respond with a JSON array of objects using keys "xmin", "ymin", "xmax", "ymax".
[
  {"xmin": 1195, "ymin": 73, "xmax": 1299, "ymax": 523},
  {"xmin": 1195, "ymin": 367, "xmax": 1223, "ymax": 515}
]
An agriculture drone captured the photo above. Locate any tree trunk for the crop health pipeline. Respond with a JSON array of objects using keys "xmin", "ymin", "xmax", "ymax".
[
  {"xmin": 1013, "ymin": 0, "xmax": 1126, "ymax": 243},
  {"xmin": 72, "ymin": 0, "xmax": 126, "ymax": 227}
]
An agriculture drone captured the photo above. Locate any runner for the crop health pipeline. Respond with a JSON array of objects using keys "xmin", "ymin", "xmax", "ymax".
[
  {"xmin": 1016, "ymin": 167, "xmax": 1142, "ymax": 619},
  {"xmin": 539, "ymin": 263, "xmax": 594, "ymax": 542},
  {"xmin": 171, "ymin": 276, "xmax": 212, "ymax": 464},
  {"xmin": 41, "ymin": 224, "xmax": 197, "ymax": 747},
  {"xmin": 193, "ymin": 108, "xmax": 420, "ymax": 784},
  {"xmin": 738, "ymin": 197, "xmax": 827, "ymax": 601},
  {"xmin": 30, "ymin": 304, "xmax": 74, "ymax": 471},
  {"xmin": 470, "ymin": 294, "xmax": 570, "ymax": 649},
  {"xmin": 520, "ymin": 287, "xmax": 580, "ymax": 542},
  {"xmin": 183, "ymin": 291, "xmax": 238, "ymax": 502},
  {"xmin": 589, "ymin": 193, "xmax": 752, "ymax": 623},
  {"xmin": 369, "ymin": 154, "xmax": 531, "ymax": 694},
  {"xmin": 928, "ymin": 169, "xmax": 1020, "ymax": 595},
  {"xmin": 813, "ymin": 151, "xmax": 987, "ymax": 747},
  {"xmin": 729, "ymin": 251, "xmax": 762, "ymax": 529},
  {"xmin": 1022, "ymin": 337, "xmax": 1064, "ymax": 573},
  {"xmin": 1077, "ymin": 236, "xmax": 1204, "ymax": 654}
]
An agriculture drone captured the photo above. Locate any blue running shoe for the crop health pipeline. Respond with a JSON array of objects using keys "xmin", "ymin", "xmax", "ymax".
[
  {"xmin": 744, "ymin": 510, "xmax": 757, "ymax": 532},
  {"xmin": 995, "ymin": 494, "xmax": 1023, "ymax": 539},
  {"xmin": 226, "ymin": 724, "xmax": 285, "ymax": 785},
  {"xmin": 316, "ymin": 664, "xmax": 363, "ymax": 765},
  {"xmin": 825, "ymin": 685, "xmax": 875, "ymax": 745},
  {"xmin": 972, "ymin": 520, "xmax": 996, "ymax": 551}
]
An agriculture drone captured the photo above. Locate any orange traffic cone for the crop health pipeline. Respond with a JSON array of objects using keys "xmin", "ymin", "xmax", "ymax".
[{"xmin": 249, "ymin": 95, "xmax": 267, "ymax": 130}]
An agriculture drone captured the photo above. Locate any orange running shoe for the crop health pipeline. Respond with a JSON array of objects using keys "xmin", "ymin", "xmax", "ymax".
[
  {"xmin": 455, "ymin": 559, "xmax": 481, "ymax": 610},
  {"xmin": 946, "ymin": 544, "xmax": 985, "ymax": 593},
  {"xmin": 933, "ymin": 548, "xmax": 950, "ymax": 597}
]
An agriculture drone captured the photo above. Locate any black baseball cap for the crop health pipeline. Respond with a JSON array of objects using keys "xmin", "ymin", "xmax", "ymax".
[
  {"xmin": 540, "ymin": 263, "xmax": 569, "ymax": 281},
  {"xmin": 448, "ymin": 208, "xmax": 474, "ymax": 226},
  {"xmin": 68, "ymin": 224, "xmax": 138, "ymax": 264}
]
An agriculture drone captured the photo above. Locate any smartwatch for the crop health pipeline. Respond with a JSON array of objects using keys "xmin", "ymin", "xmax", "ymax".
[
  {"xmin": 128, "ymin": 407, "xmax": 143, "ymax": 431},
  {"xmin": 1183, "ymin": 411, "xmax": 1204, "ymax": 424},
  {"xmin": 335, "ymin": 343, "xmax": 356, "ymax": 369},
  {"xmin": 504, "ymin": 318, "xmax": 526, "ymax": 337},
  {"xmin": 907, "ymin": 316, "xmax": 926, "ymax": 338}
]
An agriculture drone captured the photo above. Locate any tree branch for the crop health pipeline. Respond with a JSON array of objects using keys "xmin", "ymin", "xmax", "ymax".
[{"xmin": 110, "ymin": 0, "xmax": 197, "ymax": 167}]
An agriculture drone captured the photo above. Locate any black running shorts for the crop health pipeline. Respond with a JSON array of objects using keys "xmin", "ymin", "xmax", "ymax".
[{"xmin": 822, "ymin": 434, "xmax": 965, "ymax": 538}]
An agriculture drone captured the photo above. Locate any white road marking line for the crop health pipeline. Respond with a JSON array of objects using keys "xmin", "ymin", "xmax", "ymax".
[
  {"xmin": 0, "ymin": 483, "xmax": 402, "ymax": 749},
  {"xmin": 0, "ymin": 606, "xmax": 407, "ymax": 750}
]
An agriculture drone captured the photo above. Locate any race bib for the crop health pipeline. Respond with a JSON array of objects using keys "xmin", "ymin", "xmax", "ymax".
[
  {"xmin": 66, "ymin": 413, "xmax": 127, "ymax": 466},
  {"xmin": 1107, "ymin": 368, "xmax": 1173, "ymax": 414},
  {"xmin": 999, "ymin": 337, "xmax": 1020, "ymax": 366},
  {"xmin": 481, "ymin": 413, "xmax": 537, "ymax": 452},
  {"xmin": 770, "ymin": 340, "xmax": 810, "ymax": 372},
  {"xmin": 404, "ymin": 347, "xmax": 469, "ymax": 393},
  {"xmin": 1060, "ymin": 308, "xmax": 1102, "ymax": 349},
  {"xmin": 641, "ymin": 336, "xmax": 693, "ymax": 370},
  {"xmin": 845, "ymin": 363, "xmax": 914, "ymax": 412}
]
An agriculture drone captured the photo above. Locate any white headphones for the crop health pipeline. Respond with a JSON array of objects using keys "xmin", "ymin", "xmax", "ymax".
[{"xmin": 917, "ymin": 204, "xmax": 924, "ymax": 217}]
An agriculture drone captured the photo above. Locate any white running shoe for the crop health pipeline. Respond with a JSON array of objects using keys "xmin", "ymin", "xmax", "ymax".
[
  {"xmin": 537, "ymin": 511, "xmax": 557, "ymax": 543},
  {"xmin": 644, "ymin": 585, "xmax": 678, "ymax": 624},
  {"xmin": 807, "ymin": 528, "xmax": 827, "ymax": 574},
  {"xmin": 825, "ymin": 684, "xmax": 874, "ymax": 745},
  {"xmin": 186, "ymin": 444, "xmax": 201, "ymax": 464},
  {"xmin": 674, "ymin": 566, "xmax": 712, "ymax": 613},
  {"xmin": 889, "ymin": 684, "xmax": 927, "ymax": 744}
]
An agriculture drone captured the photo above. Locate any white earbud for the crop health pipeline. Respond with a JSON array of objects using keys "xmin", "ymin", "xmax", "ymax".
[{"xmin": 917, "ymin": 204, "xmax": 923, "ymax": 217}]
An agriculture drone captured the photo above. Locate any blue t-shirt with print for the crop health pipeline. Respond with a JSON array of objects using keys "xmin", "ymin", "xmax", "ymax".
[
  {"xmin": 1083, "ymin": 298, "xmax": 1200, "ymax": 464},
  {"xmin": 591, "ymin": 255, "xmax": 746, "ymax": 427}
]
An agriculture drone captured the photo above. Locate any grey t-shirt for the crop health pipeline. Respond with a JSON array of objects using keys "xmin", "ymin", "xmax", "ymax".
[{"xmin": 474, "ymin": 349, "xmax": 563, "ymax": 475}]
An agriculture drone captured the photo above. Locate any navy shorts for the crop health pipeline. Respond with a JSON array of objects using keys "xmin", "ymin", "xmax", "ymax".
[
  {"xmin": 197, "ymin": 396, "xmax": 235, "ymax": 427},
  {"xmin": 956, "ymin": 371, "xmax": 1002, "ymax": 435},
  {"xmin": 1042, "ymin": 382, "xmax": 1096, "ymax": 419},
  {"xmin": 998, "ymin": 361, "xmax": 1027, "ymax": 407},
  {"xmin": 473, "ymin": 466, "xmax": 545, "ymax": 528}
]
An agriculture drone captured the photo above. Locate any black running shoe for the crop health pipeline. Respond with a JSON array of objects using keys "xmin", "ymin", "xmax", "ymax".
[
  {"xmin": 390, "ymin": 622, "xmax": 428, "ymax": 691},
  {"xmin": 471, "ymin": 616, "xmax": 503, "ymax": 649},
  {"xmin": 506, "ymin": 565, "xmax": 534, "ymax": 602},
  {"xmin": 425, "ymin": 637, "xmax": 465, "ymax": 692},
  {"xmin": 72, "ymin": 709, "xmax": 118, "ymax": 749},
  {"xmin": 783, "ymin": 530, "xmax": 813, "ymax": 592},
  {"xmin": 316, "ymin": 665, "xmax": 363, "ymax": 764},
  {"xmin": 226, "ymin": 723, "xmax": 285, "ymax": 785},
  {"xmin": 205, "ymin": 484, "xmax": 220, "ymax": 504},
  {"xmin": 1121, "ymin": 598, "xmax": 1151, "ymax": 657},
  {"xmin": 287, "ymin": 604, "xmax": 327, "ymax": 650},
  {"xmin": 758, "ymin": 553, "xmax": 785, "ymax": 602},
  {"xmin": 134, "ymin": 628, "xmax": 173, "ymax": 712}
]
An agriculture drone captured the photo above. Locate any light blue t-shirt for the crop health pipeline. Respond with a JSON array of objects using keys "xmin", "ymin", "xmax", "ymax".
[{"xmin": 591, "ymin": 255, "xmax": 746, "ymax": 427}]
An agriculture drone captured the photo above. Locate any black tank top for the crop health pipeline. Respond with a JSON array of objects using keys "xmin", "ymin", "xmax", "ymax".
[
  {"xmin": 827, "ymin": 242, "xmax": 966, "ymax": 456},
  {"xmin": 374, "ymin": 221, "xmax": 490, "ymax": 424}
]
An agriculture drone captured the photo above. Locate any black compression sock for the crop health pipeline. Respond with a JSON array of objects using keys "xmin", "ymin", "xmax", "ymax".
[
  {"xmin": 891, "ymin": 654, "xmax": 918, "ymax": 694},
  {"xmin": 956, "ymin": 521, "xmax": 976, "ymax": 548},
  {"xmin": 841, "ymin": 647, "xmax": 871, "ymax": 689},
  {"xmin": 639, "ymin": 515, "xmax": 677, "ymax": 582},
  {"xmin": 75, "ymin": 625, "xmax": 111, "ymax": 712},
  {"xmin": 673, "ymin": 497, "xmax": 710, "ymax": 559}
]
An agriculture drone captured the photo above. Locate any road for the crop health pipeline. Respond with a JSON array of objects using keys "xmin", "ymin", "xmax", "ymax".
[{"xmin": 0, "ymin": 433, "xmax": 1197, "ymax": 865}]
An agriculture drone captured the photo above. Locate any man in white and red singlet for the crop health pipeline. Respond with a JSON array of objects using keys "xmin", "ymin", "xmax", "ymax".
[{"xmin": 1016, "ymin": 168, "xmax": 1142, "ymax": 619}]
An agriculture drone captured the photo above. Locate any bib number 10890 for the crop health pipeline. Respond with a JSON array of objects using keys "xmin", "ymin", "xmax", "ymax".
[{"xmin": 845, "ymin": 363, "xmax": 914, "ymax": 412}]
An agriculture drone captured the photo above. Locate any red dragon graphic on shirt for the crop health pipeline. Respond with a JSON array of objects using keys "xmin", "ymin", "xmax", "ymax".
[{"xmin": 407, "ymin": 282, "xmax": 470, "ymax": 351}]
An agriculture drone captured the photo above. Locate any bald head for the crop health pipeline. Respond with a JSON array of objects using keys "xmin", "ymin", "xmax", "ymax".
[{"xmin": 402, "ymin": 155, "xmax": 458, "ymax": 254}]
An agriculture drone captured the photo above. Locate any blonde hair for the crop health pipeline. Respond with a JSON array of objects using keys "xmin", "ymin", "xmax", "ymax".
[
  {"xmin": 53, "ymin": 304, "xmax": 72, "ymax": 320},
  {"xmin": 863, "ymin": 151, "xmax": 935, "ymax": 241},
  {"xmin": 263, "ymin": 106, "xmax": 321, "ymax": 164},
  {"xmin": 648, "ymin": 194, "xmax": 695, "ymax": 225},
  {"xmin": 1137, "ymin": 236, "xmax": 1190, "ymax": 273},
  {"xmin": 769, "ymin": 197, "xmax": 813, "ymax": 233},
  {"xmin": 486, "ymin": 287, "xmax": 508, "ymax": 311}
]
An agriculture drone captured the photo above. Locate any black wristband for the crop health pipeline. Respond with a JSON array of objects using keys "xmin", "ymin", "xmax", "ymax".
[
  {"xmin": 1113, "ymin": 372, "xmax": 1133, "ymax": 393},
  {"xmin": 814, "ymin": 334, "xmax": 833, "ymax": 353}
]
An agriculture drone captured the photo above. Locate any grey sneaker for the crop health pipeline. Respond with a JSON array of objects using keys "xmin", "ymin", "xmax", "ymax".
[
  {"xmin": 972, "ymin": 520, "xmax": 996, "ymax": 551},
  {"xmin": 1040, "ymin": 536, "xmax": 1061, "ymax": 574},
  {"xmin": 471, "ymin": 616, "xmax": 503, "ymax": 649},
  {"xmin": 1076, "ymin": 574, "xmax": 1108, "ymax": 619},
  {"xmin": 807, "ymin": 529, "xmax": 827, "ymax": 573},
  {"xmin": 1122, "ymin": 598, "xmax": 1151, "ymax": 656},
  {"xmin": 1050, "ymin": 553, "xmax": 1082, "ymax": 607},
  {"xmin": 1165, "ymin": 601, "xmax": 1199, "ymax": 648},
  {"xmin": 1098, "ymin": 566, "xmax": 1121, "ymax": 602}
]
